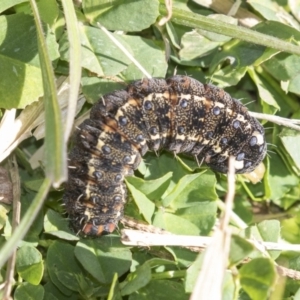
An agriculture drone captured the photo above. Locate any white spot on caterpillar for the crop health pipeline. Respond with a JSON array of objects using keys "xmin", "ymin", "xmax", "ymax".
[
  {"xmin": 234, "ymin": 160, "xmax": 244, "ymax": 170},
  {"xmin": 252, "ymin": 131, "xmax": 264, "ymax": 145}
]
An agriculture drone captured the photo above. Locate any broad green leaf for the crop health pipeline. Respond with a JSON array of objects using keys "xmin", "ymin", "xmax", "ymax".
[
  {"xmin": 229, "ymin": 235, "xmax": 254, "ymax": 266},
  {"xmin": 121, "ymin": 262, "xmax": 151, "ymax": 296},
  {"xmin": 176, "ymin": 154, "xmax": 200, "ymax": 172},
  {"xmin": 44, "ymin": 209, "xmax": 79, "ymax": 241},
  {"xmin": 263, "ymin": 52, "xmax": 300, "ymax": 97},
  {"xmin": 143, "ymin": 152, "xmax": 190, "ymax": 195},
  {"xmin": 266, "ymin": 153, "xmax": 299, "ymax": 204},
  {"xmin": 279, "ymin": 128, "xmax": 300, "ymax": 173},
  {"xmin": 0, "ymin": 14, "xmax": 59, "ymax": 109},
  {"xmin": 125, "ymin": 172, "xmax": 172, "ymax": 200},
  {"xmin": 243, "ymin": 220, "xmax": 281, "ymax": 259},
  {"xmin": 81, "ymin": 75, "xmax": 124, "ymax": 104},
  {"xmin": 239, "ymin": 258, "xmax": 276, "ymax": 300},
  {"xmin": 281, "ymin": 217, "xmax": 300, "ymax": 244},
  {"xmin": 14, "ymin": 283, "xmax": 44, "ymax": 300},
  {"xmin": 44, "ymin": 281, "xmax": 77, "ymax": 300},
  {"xmin": 83, "ymin": 0, "xmax": 159, "ymax": 32},
  {"xmin": 4, "ymin": 191, "xmax": 44, "ymax": 245},
  {"xmin": 155, "ymin": 212, "xmax": 201, "ymax": 235},
  {"xmin": 74, "ymin": 237, "xmax": 132, "ymax": 284},
  {"xmin": 248, "ymin": 0, "xmax": 295, "ymax": 23},
  {"xmin": 121, "ymin": 35, "xmax": 168, "ymax": 80},
  {"xmin": 180, "ymin": 14, "xmax": 237, "ymax": 63},
  {"xmin": 16, "ymin": 245, "xmax": 43, "ymax": 285},
  {"xmin": 60, "ymin": 25, "xmax": 132, "ymax": 76},
  {"xmin": 185, "ymin": 252, "xmax": 204, "ymax": 293},
  {"xmin": 222, "ymin": 272, "xmax": 237, "ymax": 300},
  {"xmin": 209, "ymin": 42, "xmax": 265, "ymax": 87},
  {"xmin": 163, "ymin": 5, "xmax": 300, "ymax": 56},
  {"xmin": 130, "ymin": 279, "xmax": 187, "ymax": 300},
  {"xmin": 0, "ymin": 0, "xmax": 28, "ymax": 13},
  {"xmin": 179, "ymin": 31, "xmax": 219, "ymax": 61},
  {"xmin": 176, "ymin": 202, "xmax": 217, "ymax": 235},
  {"xmin": 46, "ymin": 241, "xmax": 82, "ymax": 295},
  {"xmin": 247, "ymin": 68, "xmax": 280, "ymax": 112},
  {"xmin": 257, "ymin": 220, "xmax": 281, "ymax": 259},
  {"xmin": 162, "ymin": 171, "xmax": 217, "ymax": 208},
  {"xmin": 126, "ymin": 180, "xmax": 155, "ymax": 224}
]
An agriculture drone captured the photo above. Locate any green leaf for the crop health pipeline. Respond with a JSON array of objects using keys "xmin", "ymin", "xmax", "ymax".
[
  {"xmin": 256, "ymin": 220, "xmax": 281, "ymax": 259},
  {"xmin": 130, "ymin": 279, "xmax": 187, "ymax": 300},
  {"xmin": 179, "ymin": 30, "xmax": 219, "ymax": 62},
  {"xmin": 185, "ymin": 252, "xmax": 204, "ymax": 293},
  {"xmin": 14, "ymin": 283, "xmax": 44, "ymax": 300},
  {"xmin": 243, "ymin": 220, "xmax": 281, "ymax": 259},
  {"xmin": 154, "ymin": 212, "xmax": 201, "ymax": 235},
  {"xmin": 74, "ymin": 237, "xmax": 132, "ymax": 284},
  {"xmin": 0, "ymin": 0, "xmax": 28, "ymax": 13},
  {"xmin": 160, "ymin": 5, "xmax": 300, "ymax": 56},
  {"xmin": 44, "ymin": 281, "xmax": 77, "ymax": 300},
  {"xmin": 0, "ymin": 178, "xmax": 51, "ymax": 269},
  {"xmin": 83, "ymin": 0, "xmax": 160, "ymax": 32},
  {"xmin": 0, "ymin": 14, "xmax": 59, "ymax": 109},
  {"xmin": 37, "ymin": 0, "xmax": 59, "ymax": 29},
  {"xmin": 126, "ymin": 180, "xmax": 155, "ymax": 224},
  {"xmin": 5, "ymin": 190, "xmax": 44, "ymax": 245},
  {"xmin": 121, "ymin": 262, "xmax": 152, "ymax": 296},
  {"xmin": 239, "ymin": 258, "xmax": 276, "ymax": 300},
  {"xmin": 44, "ymin": 209, "xmax": 79, "ymax": 241},
  {"xmin": 179, "ymin": 14, "xmax": 237, "ymax": 63},
  {"xmin": 143, "ymin": 152, "xmax": 190, "ymax": 194},
  {"xmin": 60, "ymin": 25, "xmax": 132, "ymax": 76},
  {"xmin": 248, "ymin": 0, "xmax": 291, "ymax": 22},
  {"xmin": 279, "ymin": 128, "xmax": 300, "ymax": 174},
  {"xmin": 266, "ymin": 153, "xmax": 299, "ymax": 204},
  {"xmin": 46, "ymin": 241, "xmax": 82, "ymax": 295},
  {"xmin": 121, "ymin": 35, "xmax": 168, "ymax": 80},
  {"xmin": 247, "ymin": 68, "xmax": 280, "ymax": 112},
  {"xmin": 222, "ymin": 272, "xmax": 237, "ymax": 300},
  {"xmin": 81, "ymin": 75, "xmax": 124, "ymax": 104},
  {"xmin": 263, "ymin": 52, "xmax": 300, "ymax": 96},
  {"xmin": 125, "ymin": 172, "xmax": 172, "ymax": 200},
  {"xmin": 162, "ymin": 171, "xmax": 218, "ymax": 208},
  {"xmin": 16, "ymin": 245, "xmax": 43, "ymax": 285},
  {"xmin": 176, "ymin": 202, "xmax": 217, "ymax": 235},
  {"xmin": 229, "ymin": 235, "xmax": 254, "ymax": 266}
]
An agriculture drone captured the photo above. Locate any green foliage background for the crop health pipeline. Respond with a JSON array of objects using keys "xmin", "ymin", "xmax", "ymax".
[{"xmin": 0, "ymin": 0, "xmax": 300, "ymax": 299}]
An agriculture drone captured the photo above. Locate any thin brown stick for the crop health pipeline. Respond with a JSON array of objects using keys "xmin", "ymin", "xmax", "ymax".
[
  {"xmin": 3, "ymin": 156, "xmax": 21, "ymax": 299},
  {"xmin": 158, "ymin": 0, "xmax": 173, "ymax": 26},
  {"xmin": 250, "ymin": 111, "xmax": 300, "ymax": 132},
  {"xmin": 121, "ymin": 218, "xmax": 300, "ymax": 280}
]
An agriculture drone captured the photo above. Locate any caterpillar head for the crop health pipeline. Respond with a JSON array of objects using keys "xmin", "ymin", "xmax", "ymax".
[{"xmin": 205, "ymin": 126, "xmax": 267, "ymax": 174}]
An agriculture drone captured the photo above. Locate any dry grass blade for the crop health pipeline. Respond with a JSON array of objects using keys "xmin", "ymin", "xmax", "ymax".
[
  {"xmin": 190, "ymin": 156, "xmax": 235, "ymax": 300},
  {"xmin": 3, "ymin": 156, "xmax": 21, "ymax": 299}
]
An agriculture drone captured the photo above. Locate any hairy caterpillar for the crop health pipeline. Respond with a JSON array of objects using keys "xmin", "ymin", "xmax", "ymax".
[{"xmin": 63, "ymin": 75, "xmax": 266, "ymax": 237}]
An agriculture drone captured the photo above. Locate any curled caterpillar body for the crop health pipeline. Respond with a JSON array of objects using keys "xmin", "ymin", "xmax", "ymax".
[{"xmin": 63, "ymin": 75, "xmax": 267, "ymax": 237}]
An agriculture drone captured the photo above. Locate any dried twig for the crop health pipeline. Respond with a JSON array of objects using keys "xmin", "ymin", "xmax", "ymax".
[
  {"xmin": 3, "ymin": 156, "xmax": 21, "ymax": 300},
  {"xmin": 158, "ymin": 0, "xmax": 173, "ymax": 26},
  {"xmin": 250, "ymin": 111, "xmax": 300, "ymax": 132}
]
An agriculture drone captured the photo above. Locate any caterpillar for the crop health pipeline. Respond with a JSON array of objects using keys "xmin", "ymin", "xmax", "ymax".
[{"xmin": 63, "ymin": 75, "xmax": 267, "ymax": 237}]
